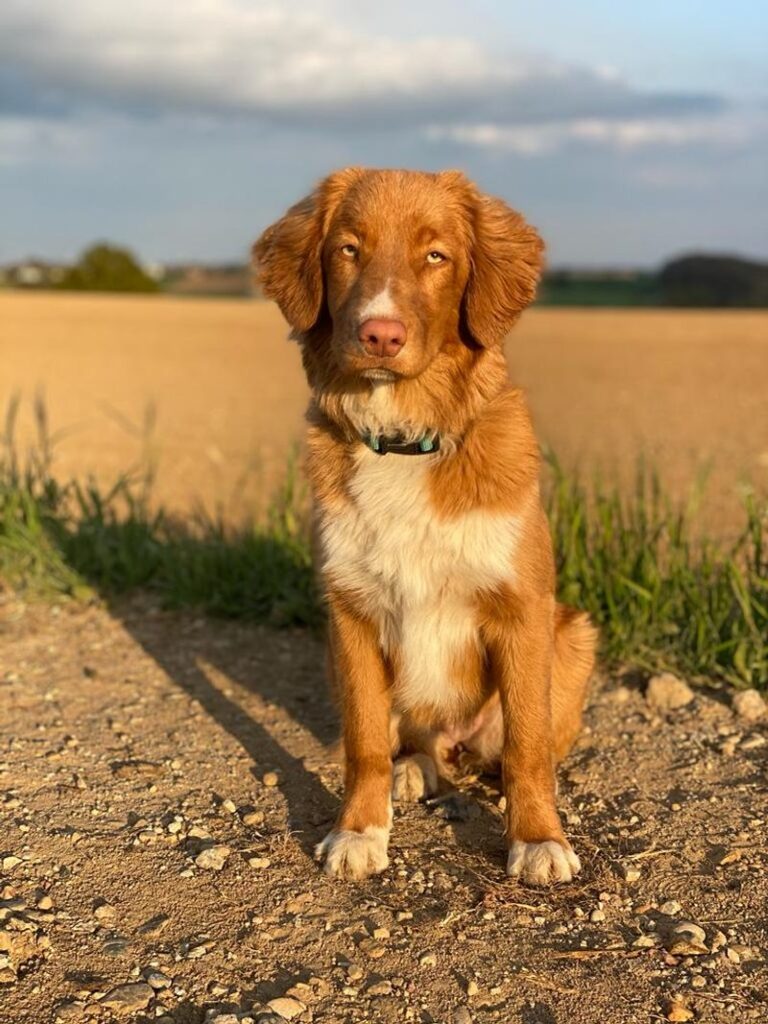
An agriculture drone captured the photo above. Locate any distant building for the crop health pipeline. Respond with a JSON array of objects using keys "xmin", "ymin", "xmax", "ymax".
[{"xmin": 1, "ymin": 259, "xmax": 67, "ymax": 288}]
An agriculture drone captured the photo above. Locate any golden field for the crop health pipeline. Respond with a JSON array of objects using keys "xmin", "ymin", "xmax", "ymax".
[{"xmin": 1, "ymin": 291, "xmax": 767, "ymax": 529}]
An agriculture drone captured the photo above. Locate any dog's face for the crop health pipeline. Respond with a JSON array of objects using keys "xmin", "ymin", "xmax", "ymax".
[{"xmin": 254, "ymin": 168, "xmax": 544, "ymax": 383}]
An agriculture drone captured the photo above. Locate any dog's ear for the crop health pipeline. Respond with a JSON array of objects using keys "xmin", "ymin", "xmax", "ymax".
[
  {"xmin": 253, "ymin": 167, "xmax": 363, "ymax": 332},
  {"xmin": 463, "ymin": 190, "xmax": 544, "ymax": 347}
]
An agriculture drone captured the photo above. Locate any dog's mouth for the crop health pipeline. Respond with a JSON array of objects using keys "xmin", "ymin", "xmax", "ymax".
[{"xmin": 361, "ymin": 367, "xmax": 398, "ymax": 382}]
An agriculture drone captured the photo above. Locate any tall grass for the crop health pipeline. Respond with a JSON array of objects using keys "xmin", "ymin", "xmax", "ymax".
[{"xmin": 1, "ymin": 399, "xmax": 766, "ymax": 688}]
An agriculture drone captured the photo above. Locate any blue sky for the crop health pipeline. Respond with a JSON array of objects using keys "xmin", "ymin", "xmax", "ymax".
[{"xmin": 1, "ymin": 0, "xmax": 766, "ymax": 266}]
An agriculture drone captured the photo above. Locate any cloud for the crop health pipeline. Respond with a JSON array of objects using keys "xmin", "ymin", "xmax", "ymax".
[
  {"xmin": 427, "ymin": 110, "xmax": 766, "ymax": 156},
  {"xmin": 0, "ymin": 0, "xmax": 723, "ymax": 132}
]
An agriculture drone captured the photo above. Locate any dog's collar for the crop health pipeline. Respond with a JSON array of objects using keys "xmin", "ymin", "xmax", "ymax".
[{"xmin": 362, "ymin": 432, "xmax": 440, "ymax": 456}]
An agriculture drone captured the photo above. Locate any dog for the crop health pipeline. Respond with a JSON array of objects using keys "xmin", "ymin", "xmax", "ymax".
[{"xmin": 254, "ymin": 168, "xmax": 596, "ymax": 885}]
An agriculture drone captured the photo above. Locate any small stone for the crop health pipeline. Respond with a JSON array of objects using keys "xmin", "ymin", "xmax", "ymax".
[
  {"xmin": 93, "ymin": 901, "xmax": 116, "ymax": 922},
  {"xmin": 247, "ymin": 857, "xmax": 271, "ymax": 869},
  {"xmin": 367, "ymin": 980, "xmax": 392, "ymax": 996},
  {"xmin": 145, "ymin": 970, "xmax": 172, "ymax": 990},
  {"xmin": 609, "ymin": 685, "xmax": 632, "ymax": 704},
  {"xmin": 373, "ymin": 927, "xmax": 390, "ymax": 940},
  {"xmin": 732, "ymin": 689, "xmax": 766, "ymax": 722},
  {"xmin": 187, "ymin": 825, "xmax": 212, "ymax": 841},
  {"xmin": 100, "ymin": 982, "xmax": 154, "ymax": 1015},
  {"xmin": 646, "ymin": 673, "xmax": 694, "ymax": 711},
  {"xmin": 665, "ymin": 922, "xmax": 708, "ymax": 955},
  {"xmin": 659, "ymin": 900, "xmax": 682, "ymax": 916},
  {"xmin": 621, "ymin": 864, "xmax": 641, "ymax": 883},
  {"xmin": 262, "ymin": 772, "xmax": 279, "ymax": 788},
  {"xmin": 590, "ymin": 909, "xmax": 606, "ymax": 923},
  {"xmin": 221, "ymin": 799, "xmax": 237, "ymax": 814},
  {"xmin": 195, "ymin": 845, "xmax": 230, "ymax": 871},
  {"xmin": 710, "ymin": 930, "xmax": 727, "ymax": 951},
  {"xmin": 466, "ymin": 980, "xmax": 479, "ymax": 997},
  {"xmin": 241, "ymin": 811, "xmax": 264, "ymax": 827},
  {"xmin": 454, "ymin": 1009, "xmax": 473, "ymax": 1024},
  {"xmin": 1, "ymin": 857, "xmax": 22, "ymax": 871},
  {"xmin": 36, "ymin": 896, "xmax": 54, "ymax": 911},
  {"xmin": 666, "ymin": 998, "xmax": 694, "ymax": 1022},
  {"xmin": 266, "ymin": 996, "xmax": 305, "ymax": 1020},
  {"xmin": 419, "ymin": 953, "xmax": 437, "ymax": 967}
]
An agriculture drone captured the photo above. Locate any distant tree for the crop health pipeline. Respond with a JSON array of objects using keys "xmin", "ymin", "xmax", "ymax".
[
  {"xmin": 58, "ymin": 243, "xmax": 159, "ymax": 293},
  {"xmin": 659, "ymin": 254, "xmax": 768, "ymax": 308}
]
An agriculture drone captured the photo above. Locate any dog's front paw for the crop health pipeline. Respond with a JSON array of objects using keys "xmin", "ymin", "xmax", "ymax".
[
  {"xmin": 392, "ymin": 754, "xmax": 438, "ymax": 802},
  {"xmin": 506, "ymin": 840, "xmax": 580, "ymax": 885},
  {"xmin": 315, "ymin": 827, "xmax": 390, "ymax": 880}
]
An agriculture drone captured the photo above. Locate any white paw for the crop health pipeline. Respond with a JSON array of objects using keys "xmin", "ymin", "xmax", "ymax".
[
  {"xmin": 314, "ymin": 827, "xmax": 390, "ymax": 880},
  {"xmin": 392, "ymin": 755, "xmax": 438, "ymax": 802},
  {"xmin": 506, "ymin": 840, "xmax": 581, "ymax": 885}
]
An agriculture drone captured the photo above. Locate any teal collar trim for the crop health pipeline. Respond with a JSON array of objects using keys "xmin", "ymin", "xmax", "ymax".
[{"xmin": 363, "ymin": 432, "xmax": 440, "ymax": 456}]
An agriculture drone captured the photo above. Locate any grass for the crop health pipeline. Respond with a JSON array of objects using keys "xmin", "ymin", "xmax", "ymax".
[{"xmin": 1, "ymin": 398, "xmax": 766, "ymax": 689}]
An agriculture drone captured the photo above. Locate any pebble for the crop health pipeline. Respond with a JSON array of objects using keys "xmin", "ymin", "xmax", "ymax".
[
  {"xmin": 266, "ymin": 996, "xmax": 305, "ymax": 1019},
  {"xmin": 466, "ymin": 980, "xmax": 479, "ymax": 997},
  {"xmin": 1, "ymin": 857, "xmax": 22, "ymax": 871},
  {"xmin": 248, "ymin": 857, "xmax": 271, "ymax": 869},
  {"xmin": 367, "ymin": 980, "xmax": 393, "ymax": 996},
  {"xmin": 732, "ymin": 688, "xmax": 766, "ymax": 722},
  {"xmin": 241, "ymin": 811, "xmax": 264, "ymax": 827},
  {"xmin": 645, "ymin": 673, "xmax": 694, "ymax": 711},
  {"xmin": 93, "ymin": 901, "xmax": 116, "ymax": 922},
  {"xmin": 454, "ymin": 1009, "xmax": 473, "ymax": 1024},
  {"xmin": 419, "ymin": 953, "xmax": 437, "ymax": 967},
  {"xmin": 145, "ymin": 970, "xmax": 172, "ymax": 990},
  {"xmin": 36, "ymin": 896, "xmax": 53, "ymax": 911},
  {"xmin": 100, "ymin": 982, "xmax": 154, "ymax": 1015},
  {"xmin": 665, "ymin": 922, "xmax": 708, "ymax": 955},
  {"xmin": 621, "ymin": 864, "xmax": 641, "ymax": 883},
  {"xmin": 195, "ymin": 845, "xmax": 230, "ymax": 871},
  {"xmin": 221, "ymin": 799, "xmax": 237, "ymax": 814},
  {"xmin": 659, "ymin": 900, "xmax": 682, "ymax": 916},
  {"xmin": 262, "ymin": 772, "xmax": 279, "ymax": 787},
  {"xmin": 590, "ymin": 909, "xmax": 606, "ymax": 923}
]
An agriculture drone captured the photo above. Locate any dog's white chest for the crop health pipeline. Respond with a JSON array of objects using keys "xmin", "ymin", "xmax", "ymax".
[{"xmin": 320, "ymin": 448, "xmax": 521, "ymax": 713}]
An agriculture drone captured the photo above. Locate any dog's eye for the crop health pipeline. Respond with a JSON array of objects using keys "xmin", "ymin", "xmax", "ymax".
[
  {"xmin": 426, "ymin": 250, "xmax": 446, "ymax": 265},
  {"xmin": 340, "ymin": 243, "xmax": 358, "ymax": 258}
]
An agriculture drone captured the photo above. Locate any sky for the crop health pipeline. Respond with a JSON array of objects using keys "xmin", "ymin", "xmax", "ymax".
[{"xmin": 1, "ymin": 0, "xmax": 766, "ymax": 267}]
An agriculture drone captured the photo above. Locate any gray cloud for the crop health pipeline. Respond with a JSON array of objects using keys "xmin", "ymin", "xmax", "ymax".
[{"xmin": 0, "ymin": 0, "xmax": 723, "ymax": 131}]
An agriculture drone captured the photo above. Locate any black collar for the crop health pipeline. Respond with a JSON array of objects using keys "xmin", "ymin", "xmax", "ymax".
[{"xmin": 362, "ymin": 432, "xmax": 440, "ymax": 456}]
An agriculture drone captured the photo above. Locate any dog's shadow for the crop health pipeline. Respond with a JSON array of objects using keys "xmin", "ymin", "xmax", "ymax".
[{"xmin": 113, "ymin": 597, "xmax": 339, "ymax": 858}]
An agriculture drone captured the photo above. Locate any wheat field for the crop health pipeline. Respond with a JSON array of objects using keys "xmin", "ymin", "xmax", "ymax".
[{"xmin": 2, "ymin": 291, "xmax": 766, "ymax": 529}]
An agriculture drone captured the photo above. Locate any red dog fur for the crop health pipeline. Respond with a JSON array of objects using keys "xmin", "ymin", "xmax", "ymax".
[{"xmin": 254, "ymin": 168, "xmax": 596, "ymax": 885}]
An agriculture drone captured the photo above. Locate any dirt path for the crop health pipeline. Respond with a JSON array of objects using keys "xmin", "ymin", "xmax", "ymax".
[{"xmin": 1, "ymin": 595, "xmax": 766, "ymax": 1024}]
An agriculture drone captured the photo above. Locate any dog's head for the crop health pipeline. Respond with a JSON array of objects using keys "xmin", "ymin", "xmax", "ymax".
[{"xmin": 254, "ymin": 168, "xmax": 543, "ymax": 383}]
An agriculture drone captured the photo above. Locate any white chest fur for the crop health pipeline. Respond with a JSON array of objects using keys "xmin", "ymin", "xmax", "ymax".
[{"xmin": 320, "ymin": 446, "xmax": 522, "ymax": 715}]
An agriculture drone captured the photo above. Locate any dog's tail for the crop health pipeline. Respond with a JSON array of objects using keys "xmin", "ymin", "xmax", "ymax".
[{"xmin": 551, "ymin": 603, "xmax": 598, "ymax": 762}]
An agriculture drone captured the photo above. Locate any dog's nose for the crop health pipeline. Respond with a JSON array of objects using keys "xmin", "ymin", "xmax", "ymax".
[{"xmin": 358, "ymin": 318, "xmax": 407, "ymax": 358}]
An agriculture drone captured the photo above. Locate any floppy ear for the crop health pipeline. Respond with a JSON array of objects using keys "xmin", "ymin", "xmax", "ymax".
[
  {"xmin": 464, "ymin": 192, "xmax": 544, "ymax": 346},
  {"xmin": 253, "ymin": 167, "xmax": 363, "ymax": 332}
]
